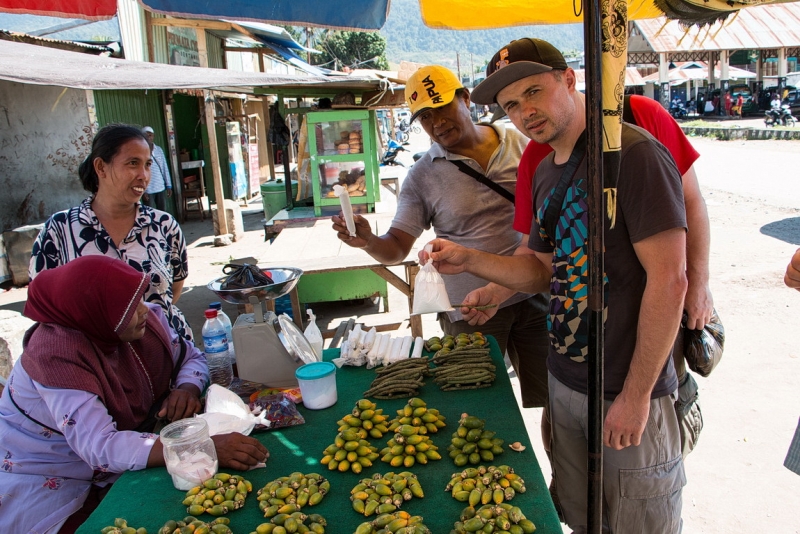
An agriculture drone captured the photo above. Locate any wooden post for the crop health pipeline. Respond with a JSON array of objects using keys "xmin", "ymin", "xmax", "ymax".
[
  {"xmin": 196, "ymin": 29, "xmax": 230, "ymax": 238},
  {"xmin": 144, "ymin": 10, "xmax": 155, "ymax": 63},
  {"xmin": 405, "ymin": 263, "xmax": 422, "ymax": 338},
  {"xmin": 261, "ymin": 96, "xmax": 276, "ymax": 182},
  {"xmin": 162, "ymin": 93, "xmax": 184, "ymax": 221}
]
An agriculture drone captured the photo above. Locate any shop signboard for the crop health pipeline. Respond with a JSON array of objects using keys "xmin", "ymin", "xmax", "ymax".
[{"xmin": 167, "ymin": 27, "xmax": 200, "ymax": 67}]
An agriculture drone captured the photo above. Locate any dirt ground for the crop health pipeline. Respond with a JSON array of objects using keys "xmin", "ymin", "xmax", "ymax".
[
  {"xmin": 674, "ymin": 136, "xmax": 799, "ymax": 533},
  {"xmin": 1, "ymin": 129, "xmax": 799, "ymax": 532}
]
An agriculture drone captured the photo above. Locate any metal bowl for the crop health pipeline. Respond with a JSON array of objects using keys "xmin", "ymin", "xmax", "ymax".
[{"xmin": 207, "ymin": 267, "xmax": 303, "ymax": 304}]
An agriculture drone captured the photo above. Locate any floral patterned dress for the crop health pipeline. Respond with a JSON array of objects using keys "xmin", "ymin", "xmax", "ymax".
[{"xmin": 29, "ymin": 198, "xmax": 193, "ymax": 341}]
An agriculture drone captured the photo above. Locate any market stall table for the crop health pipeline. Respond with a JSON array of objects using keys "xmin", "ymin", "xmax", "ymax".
[{"xmin": 75, "ymin": 338, "xmax": 561, "ymax": 534}]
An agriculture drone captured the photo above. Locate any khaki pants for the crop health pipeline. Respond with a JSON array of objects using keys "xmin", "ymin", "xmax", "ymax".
[{"xmin": 549, "ymin": 372, "xmax": 685, "ymax": 533}]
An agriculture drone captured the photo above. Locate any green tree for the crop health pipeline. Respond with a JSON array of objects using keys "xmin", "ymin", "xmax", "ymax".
[{"xmin": 315, "ymin": 31, "xmax": 390, "ymax": 71}]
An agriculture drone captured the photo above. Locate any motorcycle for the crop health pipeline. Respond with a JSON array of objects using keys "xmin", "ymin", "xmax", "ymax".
[
  {"xmin": 380, "ymin": 138, "xmax": 408, "ymax": 166},
  {"xmin": 394, "ymin": 118, "xmax": 421, "ymax": 142},
  {"xmin": 765, "ymin": 104, "xmax": 797, "ymax": 127},
  {"xmin": 669, "ymin": 102, "xmax": 687, "ymax": 120}
]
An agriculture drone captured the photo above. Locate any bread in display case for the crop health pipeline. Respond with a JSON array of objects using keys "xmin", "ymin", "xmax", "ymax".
[
  {"xmin": 314, "ymin": 120, "xmax": 364, "ymax": 156},
  {"xmin": 321, "ymin": 161, "xmax": 368, "ymax": 198},
  {"xmin": 306, "ymin": 109, "xmax": 380, "ymax": 216}
]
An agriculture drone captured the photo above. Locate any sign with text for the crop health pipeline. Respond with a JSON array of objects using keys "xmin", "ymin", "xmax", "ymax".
[{"xmin": 167, "ymin": 27, "xmax": 199, "ymax": 67}]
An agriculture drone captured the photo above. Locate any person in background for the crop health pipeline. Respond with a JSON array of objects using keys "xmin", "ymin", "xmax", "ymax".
[
  {"xmin": 29, "ymin": 124, "xmax": 193, "ymax": 341},
  {"xmin": 724, "ymin": 91, "xmax": 733, "ymax": 117},
  {"xmin": 734, "ymin": 93, "xmax": 744, "ymax": 118},
  {"xmin": 141, "ymin": 126, "xmax": 173, "ymax": 212},
  {"xmin": 783, "ymin": 248, "xmax": 800, "ymax": 476},
  {"xmin": 0, "ymin": 256, "xmax": 268, "ymax": 533},
  {"xmin": 429, "ymin": 38, "xmax": 687, "ymax": 531},
  {"xmin": 331, "ymin": 65, "xmax": 551, "ymax": 412}
]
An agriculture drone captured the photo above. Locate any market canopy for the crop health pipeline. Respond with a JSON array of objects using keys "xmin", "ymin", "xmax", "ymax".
[
  {"xmin": 0, "ymin": 39, "xmax": 388, "ymax": 92},
  {"xmin": 2, "ymin": 0, "xmax": 797, "ymax": 29}
]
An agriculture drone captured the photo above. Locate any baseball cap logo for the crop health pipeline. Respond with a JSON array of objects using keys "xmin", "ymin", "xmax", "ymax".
[
  {"xmin": 410, "ymin": 91, "xmax": 418, "ymax": 102},
  {"xmin": 496, "ymin": 48, "xmax": 510, "ymax": 70},
  {"xmin": 421, "ymin": 75, "xmax": 442, "ymax": 103}
]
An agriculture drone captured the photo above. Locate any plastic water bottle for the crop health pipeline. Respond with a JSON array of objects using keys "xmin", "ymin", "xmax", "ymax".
[
  {"xmin": 202, "ymin": 309, "xmax": 233, "ymax": 387},
  {"xmin": 209, "ymin": 302, "xmax": 234, "ymax": 362}
]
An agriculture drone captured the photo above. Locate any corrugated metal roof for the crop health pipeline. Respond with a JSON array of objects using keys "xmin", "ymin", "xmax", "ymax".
[
  {"xmin": 0, "ymin": 29, "xmax": 113, "ymax": 53},
  {"xmin": 0, "ymin": 39, "xmax": 394, "ymax": 93},
  {"xmin": 640, "ymin": 61, "xmax": 756, "ymax": 84},
  {"xmin": 633, "ymin": 3, "xmax": 800, "ymax": 53}
]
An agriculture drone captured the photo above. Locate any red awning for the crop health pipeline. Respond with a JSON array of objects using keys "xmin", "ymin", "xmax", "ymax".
[{"xmin": 0, "ymin": 0, "xmax": 116, "ymax": 20}]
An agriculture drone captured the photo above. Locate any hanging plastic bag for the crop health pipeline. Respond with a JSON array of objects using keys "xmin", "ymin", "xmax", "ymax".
[
  {"xmin": 682, "ymin": 308, "xmax": 724, "ymax": 377},
  {"xmin": 303, "ymin": 309, "xmax": 324, "ymax": 359},
  {"xmin": 412, "ymin": 244, "xmax": 454, "ymax": 315}
]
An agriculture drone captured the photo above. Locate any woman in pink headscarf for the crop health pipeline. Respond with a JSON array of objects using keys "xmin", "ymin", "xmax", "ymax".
[{"xmin": 0, "ymin": 256, "xmax": 267, "ymax": 533}]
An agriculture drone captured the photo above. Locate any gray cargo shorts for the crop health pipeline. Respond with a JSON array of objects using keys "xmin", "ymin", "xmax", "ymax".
[{"xmin": 548, "ymin": 372, "xmax": 685, "ymax": 533}]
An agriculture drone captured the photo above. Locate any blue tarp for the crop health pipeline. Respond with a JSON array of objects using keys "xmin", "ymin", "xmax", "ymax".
[
  {"xmin": 261, "ymin": 41, "xmax": 327, "ymax": 76},
  {"xmin": 140, "ymin": 0, "xmax": 389, "ymax": 30}
]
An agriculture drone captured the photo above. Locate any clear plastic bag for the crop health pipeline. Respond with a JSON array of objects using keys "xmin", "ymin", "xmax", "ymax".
[
  {"xmin": 249, "ymin": 393, "xmax": 305, "ymax": 431},
  {"xmin": 303, "ymin": 309, "xmax": 324, "ymax": 359},
  {"xmin": 412, "ymin": 245, "xmax": 453, "ymax": 315}
]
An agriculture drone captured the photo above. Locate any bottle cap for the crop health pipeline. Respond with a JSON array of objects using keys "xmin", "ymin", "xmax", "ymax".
[
  {"xmin": 209, "ymin": 302, "xmax": 222, "ymax": 310},
  {"xmin": 204, "ymin": 309, "xmax": 218, "ymax": 319}
]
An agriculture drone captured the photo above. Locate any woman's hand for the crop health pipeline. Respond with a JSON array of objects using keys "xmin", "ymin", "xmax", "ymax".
[
  {"xmin": 212, "ymin": 433, "xmax": 269, "ymax": 471},
  {"xmin": 158, "ymin": 384, "xmax": 202, "ymax": 422}
]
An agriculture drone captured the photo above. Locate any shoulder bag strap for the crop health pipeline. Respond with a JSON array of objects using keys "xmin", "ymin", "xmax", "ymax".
[
  {"xmin": 542, "ymin": 132, "xmax": 587, "ymax": 245},
  {"xmin": 450, "ymin": 160, "xmax": 515, "ymax": 204}
]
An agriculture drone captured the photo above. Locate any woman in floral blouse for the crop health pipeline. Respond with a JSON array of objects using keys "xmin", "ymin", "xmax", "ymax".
[
  {"xmin": 0, "ymin": 257, "xmax": 268, "ymax": 533},
  {"xmin": 29, "ymin": 124, "xmax": 193, "ymax": 340}
]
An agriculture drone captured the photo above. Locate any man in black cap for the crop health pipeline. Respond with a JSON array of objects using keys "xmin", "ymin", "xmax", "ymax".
[{"xmin": 426, "ymin": 38, "xmax": 687, "ymax": 532}]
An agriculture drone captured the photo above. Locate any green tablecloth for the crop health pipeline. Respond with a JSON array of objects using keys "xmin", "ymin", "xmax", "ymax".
[{"xmin": 77, "ymin": 337, "xmax": 561, "ymax": 534}]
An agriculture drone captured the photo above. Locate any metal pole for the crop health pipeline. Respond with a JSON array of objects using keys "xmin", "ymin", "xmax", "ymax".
[
  {"xmin": 584, "ymin": 0, "xmax": 605, "ymax": 531},
  {"xmin": 456, "ymin": 52, "xmax": 461, "ymax": 81},
  {"xmin": 470, "ymin": 53, "xmax": 474, "ymax": 87}
]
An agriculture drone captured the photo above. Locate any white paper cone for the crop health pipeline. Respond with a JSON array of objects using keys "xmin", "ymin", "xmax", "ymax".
[{"xmin": 333, "ymin": 184, "xmax": 356, "ymax": 237}]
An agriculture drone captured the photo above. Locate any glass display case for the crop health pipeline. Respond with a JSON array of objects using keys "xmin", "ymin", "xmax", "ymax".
[{"xmin": 305, "ymin": 109, "xmax": 381, "ymax": 216}]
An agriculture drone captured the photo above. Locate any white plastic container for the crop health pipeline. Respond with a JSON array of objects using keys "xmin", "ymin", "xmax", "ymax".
[
  {"xmin": 160, "ymin": 418, "xmax": 218, "ymax": 490},
  {"xmin": 295, "ymin": 361, "xmax": 337, "ymax": 409}
]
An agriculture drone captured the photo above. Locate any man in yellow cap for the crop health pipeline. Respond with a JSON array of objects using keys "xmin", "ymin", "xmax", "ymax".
[{"xmin": 331, "ymin": 65, "xmax": 549, "ymax": 407}]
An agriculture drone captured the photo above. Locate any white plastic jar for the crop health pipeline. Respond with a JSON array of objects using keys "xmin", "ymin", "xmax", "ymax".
[
  {"xmin": 160, "ymin": 418, "xmax": 218, "ymax": 490},
  {"xmin": 295, "ymin": 361, "xmax": 338, "ymax": 409}
]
